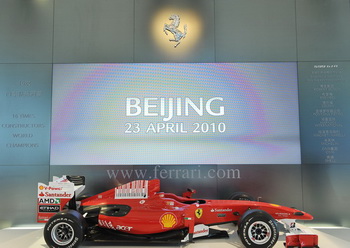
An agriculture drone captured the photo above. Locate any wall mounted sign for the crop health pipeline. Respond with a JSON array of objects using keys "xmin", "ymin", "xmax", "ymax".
[{"xmin": 163, "ymin": 14, "xmax": 187, "ymax": 48}]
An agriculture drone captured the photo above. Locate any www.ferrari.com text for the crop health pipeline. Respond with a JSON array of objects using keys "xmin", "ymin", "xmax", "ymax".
[{"xmin": 106, "ymin": 165, "xmax": 241, "ymax": 180}]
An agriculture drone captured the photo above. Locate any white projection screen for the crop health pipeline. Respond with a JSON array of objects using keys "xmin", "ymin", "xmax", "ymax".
[{"xmin": 50, "ymin": 63, "xmax": 301, "ymax": 165}]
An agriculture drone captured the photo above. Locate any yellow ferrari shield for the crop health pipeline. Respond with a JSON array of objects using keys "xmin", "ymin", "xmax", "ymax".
[{"xmin": 195, "ymin": 208, "xmax": 203, "ymax": 218}]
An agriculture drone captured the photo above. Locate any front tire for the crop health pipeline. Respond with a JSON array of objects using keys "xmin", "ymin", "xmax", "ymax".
[
  {"xmin": 44, "ymin": 210, "xmax": 86, "ymax": 248},
  {"xmin": 238, "ymin": 209, "xmax": 278, "ymax": 248}
]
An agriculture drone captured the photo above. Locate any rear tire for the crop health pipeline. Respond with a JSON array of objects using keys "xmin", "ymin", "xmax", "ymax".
[
  {"xmin": 44, "ymin": 210, "xmax": 86, "ymax": 248},
  {"xmin": 229, "ymin": 192, "xmax": 255, "ymax": 201},
  {"xmin": 238, "ymin": 209, "xmax": 278, "ymax": 248}
]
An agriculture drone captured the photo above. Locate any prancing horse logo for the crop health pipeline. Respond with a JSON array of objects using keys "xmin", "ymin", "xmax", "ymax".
[
  {"xmin": 163, "ymin": 14, "xmax": 187, "ymax": 48},
  {"xmin": 195, "ymin": 208, "xmax": 203, "ymax": 219}
]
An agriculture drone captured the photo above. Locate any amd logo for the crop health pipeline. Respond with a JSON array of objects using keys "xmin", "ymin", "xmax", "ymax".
[{"xmin": 38, "ymin": 198, "xmax": 60, "ymax": 204}]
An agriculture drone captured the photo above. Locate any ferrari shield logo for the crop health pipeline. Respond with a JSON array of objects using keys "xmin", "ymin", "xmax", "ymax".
[{"xmin": 195, "ymin": 208, "xmax": 203, "ymax": 219}]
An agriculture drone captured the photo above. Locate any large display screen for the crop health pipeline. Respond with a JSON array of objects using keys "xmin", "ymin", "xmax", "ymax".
[{"xmin": 50, "ymin": 63, "xmax": 300, "ymax": 165}]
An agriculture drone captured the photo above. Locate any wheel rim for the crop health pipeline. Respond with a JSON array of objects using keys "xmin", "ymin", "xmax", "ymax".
[
  {"xmin": 51, "ymin": 222, "xmax": 75, "ymax": 245},
  {"xmin": 247, "ymin": 221, "xmax": 271, "ymax": 245}
]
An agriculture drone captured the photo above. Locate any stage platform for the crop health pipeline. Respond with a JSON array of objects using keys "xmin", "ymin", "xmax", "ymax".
[{"xmin": 0, "ymin": 224, "xmax": 349, "ymax": 248}]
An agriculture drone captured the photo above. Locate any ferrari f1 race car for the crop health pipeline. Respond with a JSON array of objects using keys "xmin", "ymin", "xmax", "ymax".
[{"xmin": 38, "ymin": 176, "xmax": 315, "ymax": 248}]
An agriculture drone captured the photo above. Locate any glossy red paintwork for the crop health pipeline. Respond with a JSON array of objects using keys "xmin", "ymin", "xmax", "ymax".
[{"xmin": 81, "ymin": 179, "xmax": 313, "ymax": 235}]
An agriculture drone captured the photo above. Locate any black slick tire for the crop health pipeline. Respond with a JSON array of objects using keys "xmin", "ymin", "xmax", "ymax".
[
  {"xmin": 229, "ymin": 192, "xmax": 255, "ymax": 201},
  {"xmin": 44, "ymin": 209, "xmax": 86, "ymax": 248},
  {"xmin": 237, "ymin": 209, "xmax": 278, "ymax": 248}
]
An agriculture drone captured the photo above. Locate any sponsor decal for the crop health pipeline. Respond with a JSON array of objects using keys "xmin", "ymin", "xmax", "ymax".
[
  {"xmin": 115, "ymin": 180, "xmax": 148, "ymax": 199},
  {"xmin": 98, "ymin": 220, "xmax": 133, "ymax": 231},
  {"xmin": 210, "ymin": 208, "xmax": 232, "ymax": 212},
  {"xmin": 193, "ymin": 224, "xmax": 209, "ymax": 238},
  {"xmin": 38, "ymin": 205, "xmax": 60, "ymax": 213},
  {"xmin": 38, "ymin": 198, "xmax": 60, "ymax": 204},
  {"xmin": 160, "ymin": 212, "xmax": 177, "ymax": 228},
  {"xmin": 195, "ymin": 208, "xmax": 203, "ymax": 219},
  {"xmin": 166, "ymin": 201, "xmax": 175, "ymax": 206},
  {"xmin": 217, "ymin": 213, "xmax": 226, "ymax": 217},
  {"xmin": 275, "ymin": 212, "xmax": 291, "ymax": 217},
  {"xmin": 39, "ymin": 191, "xmax": 72, "ymax": 198},
  {"xmin": 195, "ymin": 229, "xmax": 208, "ymax": 235},
  {"xmin": 37, "ymin": 182, "xmax": 74, "ymax": 199},
  {"xmin": 38, "ymin": 183, "xmax": 64, "ymax": 191}
]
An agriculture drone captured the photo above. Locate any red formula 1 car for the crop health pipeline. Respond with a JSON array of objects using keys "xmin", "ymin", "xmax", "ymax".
[{"xmin": 39, "ymin": 176, "xmax": 315, "ymax": 248}]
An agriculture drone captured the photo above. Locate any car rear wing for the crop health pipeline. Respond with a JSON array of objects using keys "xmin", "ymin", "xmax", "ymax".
[{"xmin": 37, "ymin": 175, "xmax": 85, "ymax": 223}]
